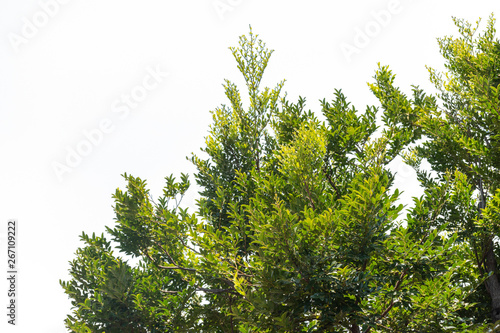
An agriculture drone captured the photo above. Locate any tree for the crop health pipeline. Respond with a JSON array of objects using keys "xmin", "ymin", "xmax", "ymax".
[
  {"xmin": 369, "ymin": 14, "xmax": 500, "ymax": 327},
  {"xmin": 62, "ymin": 24, "xmax": 490, "ymax": 332}
]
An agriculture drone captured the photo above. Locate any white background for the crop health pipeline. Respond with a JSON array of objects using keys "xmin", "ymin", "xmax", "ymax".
[{"xmin": 0, "ymin": 1, "xmax": 497, "ymax": 331}]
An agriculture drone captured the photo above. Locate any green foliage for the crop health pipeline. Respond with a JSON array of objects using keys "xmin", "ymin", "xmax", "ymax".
[
  {"xmin": 60, "ymin": 232, "xmax": 184, "ymax": 332},
  {"xmin": 61, "ymin": 18, "xmax": 500, "ymax": 332},
  {"xmin": 369, "ymin": 14, "xmax": 500, "ymax": 327}
]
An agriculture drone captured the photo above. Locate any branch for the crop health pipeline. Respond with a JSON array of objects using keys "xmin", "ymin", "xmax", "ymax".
[
  {"xmin": 473, "ymin": 243, "xmax": 486, "ymax": 275},
  {"xmin": 151, "ymin": 212, "xmax": 202, "ymax": 256},
  {"xmin": 143, "ymin": 248, "xmax": 197, "ymax": 272},
  {"xmin": 157, "ymin": 264, "xmax": 197, "ymax": 272},
  {"xmin": 363, "ymin": 268, "xmax": 408, "ymax": 333},
  {"xmin": 152, "ymin": 239, "xmax": 179, "ymax": 266},
  {"xmin": 161, "ymin": 287, "xmax": 236, "ymax": 294},
  {"xmin": 322, "ymin": 163, "xmax": 341, "ymax": 200},
  {"xmin": 175, "ymin": 234, "xmax": 201, "ymax": 255},
  {"xmin": 302, "ymin": 178, "xmax": 316, "ymax": 210},
  {"xmin": 197, "ymin": 287, "xmax": 237, "ymax": 294}
]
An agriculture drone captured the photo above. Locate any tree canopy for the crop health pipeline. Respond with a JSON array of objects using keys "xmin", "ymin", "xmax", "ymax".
[{"xmin": 61, "ymin": 16, "xmax": 500, "ymax": 332}]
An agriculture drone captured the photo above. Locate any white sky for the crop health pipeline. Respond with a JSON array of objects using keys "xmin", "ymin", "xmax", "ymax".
[{"xmin": 0, "ymin": 1, "xmax": 497, "ymax": 331}]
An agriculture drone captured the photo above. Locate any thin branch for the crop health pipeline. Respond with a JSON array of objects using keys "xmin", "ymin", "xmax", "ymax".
[
  {"xmin": 151, "ymin": 212, "xmax": 202, "ymax": 255},
  {"xmin": 302, "ymin": 178, "xmax": 316, "ymax": 210},
  {"xmin": 143, "ymin": 248, "xmax": 197, "ymax": 272},
  {"xmin": 157, "ymin": 265, "xmax": 197, "ymax": 272},
  {"xmin": 160, "ymin": 290, "xmax": 179, "ymax": 294},
  {"xmin": 175, "ymin": 234, "xmax": 201, "ymax": 255},
  {"xmin": 152, "ymin": 239, "xmax": 178, "ymax": 266},
  {"xmin": 323, "ymin": 163, "xmax": 342, "ymax": 200},
  {"xmin": 161, "ymin": 287, "xmax": 237, "ymax": 295},
  {"xmin": 363, "ymin": 268, "xmax": 408, "ymax": 333},
  {"xmin": 195, "ymin": 287, "xmax": 237, "ymax": 294},
  {"xmin": 473, "ymin": 243, "xmax": 485, "ymax": 276}
]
